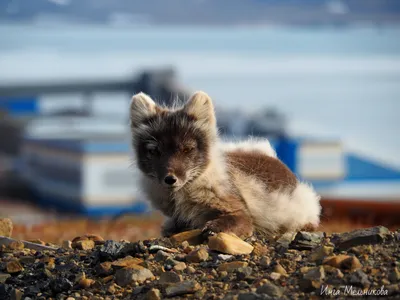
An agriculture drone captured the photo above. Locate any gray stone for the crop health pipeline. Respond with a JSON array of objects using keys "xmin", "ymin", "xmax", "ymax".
[
  {"xmin": 165, "ymin": 280, "xmax": 201, "ymax": 297},
  {"xmin": 155, "ymin": 250, "xmax": 171, "ymax": 262},
  {"xmin": 159, "ymin": 271, "xmax": 182, "ymax": 284},
  {"xmin": 332, "ymin": 226, "xmax": 391, "ymax": 250},
  {"xmin": 290, "ymin": 231, "xmax": 324, "ymax": 250},
  {"xmin": 304, "ymin": 266, "xmax": 325, "ymax": 281},
  {"xmin": 115, "ymin": 267, "xmax": 154, "ymax": 286},
  {"xmin": 256, "ymin": 282, "xmax": 283, "ymax": 298},
  {"xmin": 349, "ymin": 270, "xmax": 371, "ymax": 287}
]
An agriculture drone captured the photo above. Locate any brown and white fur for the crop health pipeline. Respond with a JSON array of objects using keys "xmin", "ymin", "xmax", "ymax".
[{"xmin": 129, "ymin": 91, "xmax": 321, "ymax": 239}]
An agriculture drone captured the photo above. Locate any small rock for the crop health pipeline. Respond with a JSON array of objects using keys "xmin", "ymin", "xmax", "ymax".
[
  {"xmin": 79, "ymin": 278, "xmax": 95, "ymax": 288},
  {"xmin": 389, "ymin": 267, "xmax": 400, "ymax": 283},
  {"xmin": 50, "ymin": 277, "xmax": 73, "ymax": 293},
  {"xmin": 100, "ymin": 240, "xmax": 125, "ymax": 260},
  {"xmin": 256, "ymin": 282, "xmax": 283, "ymax": 298},
  {"xmin": 6, "ymin": 260, "xmax": 24, "ymax": 273},
  {"xmin": 146, "ymin": 288, "xmax": 161, "ymax": 300},
  {"xmin": 273, "ymin": 263, "xmax": 287, "ymax": 276},
  {"xmin": 269, "ymin": 272, "xmax": 281, "ymax": 281},
  {"xmin": 323, "ymin": 265, "xmax": 344, "ymax": 279},
  {"xmin": 73, "ymin": 240, "xmax": 95, "ymax": 251},
  {"xmin": 19, "ymin": 256, "xmax": 36, "ymax": 265},
  {"xmin": 252, "ymin": 243, "xmax": 269, "ymax": 257},
  {"xmin": 96, "ymin": 262, "xmax": 113, "ymax": 276},
  {"xmin": 62, "ymin": 240, "xmax": 72, "ymax": 249},
  {"xmin": 218, "ymin": 261, "xmax": 248, "ymax": 272},
  {"xmin": 218, "ymin": 254, "xmax": 234, "ymax": 261},
  {"xmin": 237, "ymin": 267, "xmax": 253, "ymax": 280},
  {"xmin": 304, "ymin": 266, "xmax": 325, "ymax": 281},
  {"xmin": 111, "ymin": 256, "xmax": 144, "ymax": 269},
  {"xmin": 208, "ymin": 232, "xmax": 254, "ymax": 255},
  {"xmin": 8, "ymin": 241, "xmax": 24, "ymax": 251},
  {"xmin": 323, "ymin": 255, "xmax": 362, "ymax": 271},
  {"xmin": 289, "ymin": 231, "xmax": 324, "ymax": 250},
  {"xmin": 173, "ymin": 262, "xmax": 187, "ymax": 272},
  {"xmin": 165, "ymin": 257, "xmax": 180, "ymax": 267},
  {"xmin": 0, "ymin": 218, "xmax": 13, "ymax": 237},
  {"xmin": 155, "ymin": 250, "xmax": 171, "ymax": 262},
  {"xmin": 159, "ymin": 271, "xmax": 183, "ymax": 284},
  {"xmin": 84, "ymin": 234, "xmax": 105, "ymax": 245},
  {"xmin": 308, "ymin": 245, "xmax": 334, "ymax": 262},
  {"xmin": 0, "ymin": 273, "xmax": 11, "ymax": 283},
  {"xmin": 186, "ymin": 247, "xmax": 209, "ymax": 263},
  {"xmin": 115, "ymin": 267, "xmax": 154, "ymax": 286},
  {"xmin": 259, "ymin": 257, "xmax": 271, "ymax": 268},
  {"xmin": 165, "ymin": 280, "xmax": 201, "ymax": 297},
  {"xmin": 276, "ymin": 232, "xmax": 296, "ymax": 248},
  {"xmin": 11, "ymin": 288, "xmax": 23, "ymax": 300},
  {"xmin": 332, "ymin": 226, "xmax": 391, "ymax": 250},
  {"xmin": 186, "ymin": 266, "xmax": 196, "ymax": 274},
  {"xmin": 349, "ymin": 269, "xmax": 371, "ymax": 287},
  {"xmin": 66, "ymin": 298, "xmax": 75, "ymax": 300},
  {"xmin": 170, "ymin": 230, "xmax": 205, "ymax": 245}
]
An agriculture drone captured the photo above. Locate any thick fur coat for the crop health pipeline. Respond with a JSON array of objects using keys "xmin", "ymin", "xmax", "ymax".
[{"xmin": 129, "ymin": 91, "xmax": 321, "ymax": 238}]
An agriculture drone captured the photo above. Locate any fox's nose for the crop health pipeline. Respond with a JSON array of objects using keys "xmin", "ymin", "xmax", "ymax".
[{"xmin": 164, "ymin": 175, "xmax": 177, "ymax": 185}]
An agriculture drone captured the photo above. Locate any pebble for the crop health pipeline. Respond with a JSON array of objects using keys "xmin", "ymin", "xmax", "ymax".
[
  {"xmin": 79, "ymin": 278, "xmax": 96, "ymax": 288},
  {"xmin": 62, "ymin": 240, "xmax": 73, "ymax": 249},
  {"xmin": 8, "ymin": 241, "xmax": 24, "ymax": 251},
  {"xmin": 208, "ymin": 232, "xmax": 254, "ymax": 255},
  {"xmin": 218, "ymin": 261, "xmax": 248, "ymax": 272},
  {"xmin": 186, "ymin": 247, "xmax": 209, "ymax": 263},
  {"xmin": 6, "ymin": 260, "xmax": 24, "ymax": 273},
  {"xmin": 252, "ymin": 243, "xmax": 269, "ymax": 257},
  {"xmin": 273, "ymin": 263, "xmax": 287, "ymax": 276},
  {"xmin": 115, "ymin": 267, "xmax": 154, "ymax": 286},
  {"xmin": 323, "ymin": 255, "xmax": 362, "ymax": 271},
  {"xmin": 256, "ymin": 282, "xmax": 283, "ymax": 298},
  {"xmin": 0, "ymin": 218, "xmax": 13, "ymax": 237},
  {"xmin": 145, "ymin": 288, "xmax": 161, "ymax": 300},
  {"xmin": 73, "ymin": 240, "xmax": 95, "ymax": 251},
  {"xmin": 111, "ymin": 256, "xmax": 144, "ymax": 269},
  {"xmin": 154, "ymin": 250, "xmax": 171, "ymax": 264},
  {"xmin": 159, "ymin": 271, "xmax": 183, "ymax": 284},
  {"xmin": 165, "ymin": 280, "xmax": 201, "ymax": 297},
  {"xmin": 173, "ymin": 262, "xmax": 187, "ymax": 272},
  {"xmin": 289, "ymin": 231, "xmax": 324, "ymax": 250},
  {"xmin": 308, "ymin": 245, "xmax": 334, "ymax": 262},
  {"xmin": 0, "ymin": 273, "xmax": 11, "ymax": 283}
]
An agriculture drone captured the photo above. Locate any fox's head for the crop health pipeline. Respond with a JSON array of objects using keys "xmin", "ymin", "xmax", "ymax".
[{"xmin": 130, "ymin": 91, "xmax": 218, "ymax": 189}]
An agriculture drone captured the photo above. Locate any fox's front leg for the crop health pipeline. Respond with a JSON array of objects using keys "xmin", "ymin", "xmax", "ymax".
[
  {"xmin": 202, "ymin": 210, "xmax": 254, "ymax": 239},
  {"xmin": 161, "ymin": 217, "xmax": 192, "ymax": 237}
]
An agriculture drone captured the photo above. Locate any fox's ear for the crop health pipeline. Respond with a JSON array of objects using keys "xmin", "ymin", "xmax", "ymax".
[
  {"xmin": 184, "ymin": 91, "xmax": 216, "ymax": 125},
  {"xmin": 130, "ymin": 92, "xmax": 156, "ymax": 127}
]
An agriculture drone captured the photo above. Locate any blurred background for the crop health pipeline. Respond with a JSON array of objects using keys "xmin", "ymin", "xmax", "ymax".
[{"xmin": 0, "ymin": 0, "xmax": 400, "ymax": 244}]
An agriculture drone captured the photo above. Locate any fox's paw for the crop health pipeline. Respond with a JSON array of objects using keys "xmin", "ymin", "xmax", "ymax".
[{"xmin": 202, "ymin": 215, "xmax": 254, "ymax": 239}]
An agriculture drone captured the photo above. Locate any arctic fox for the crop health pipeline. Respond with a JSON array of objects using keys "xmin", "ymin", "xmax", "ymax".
[{"xmin": 129, "ymin": 91, "xmax": 321, "ymax": 238}]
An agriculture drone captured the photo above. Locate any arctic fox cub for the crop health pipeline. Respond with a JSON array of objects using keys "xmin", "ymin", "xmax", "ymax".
[{"xmin": 129, "ymin": 91, "xmax": 321, "ymax": 238}]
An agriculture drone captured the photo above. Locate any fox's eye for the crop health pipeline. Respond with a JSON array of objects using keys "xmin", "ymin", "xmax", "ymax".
[
  {"xmin": 148, "ymin": 148, "xmax": 157, "ymax": 155},
  {"xmin": 182, "ymin": 147, "xmax": 193, "ymax": 154},
  {"xmin": 145, "ymin": 144, "xmax": 158, "ymax": 156}
]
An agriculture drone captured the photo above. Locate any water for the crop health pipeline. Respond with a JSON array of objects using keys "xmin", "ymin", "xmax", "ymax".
[{"xmin": 1, "ymin": 24, "xmax": 400, "ymax": 166}]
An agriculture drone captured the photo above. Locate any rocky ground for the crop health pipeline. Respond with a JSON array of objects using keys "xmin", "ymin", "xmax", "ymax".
[{"xmin": 1, "ymin": 218, "xmax": 400, "ymax": 300}]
